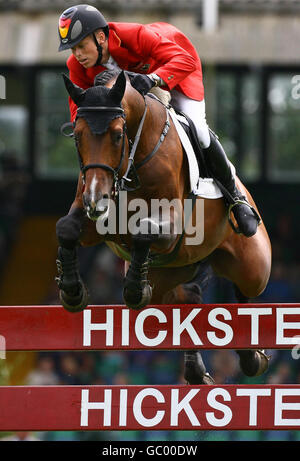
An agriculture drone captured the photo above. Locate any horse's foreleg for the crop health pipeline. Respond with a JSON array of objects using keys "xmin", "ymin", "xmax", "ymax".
[
  {"xmin": 55, "ymin": 207, "xmax": 89, "ymax": 313},
  {"xmin": 123, "ymin": 213, "xmax": 179, "ymax": 310},
  {"xmin": 123, "ymin": 233, "xmax": 154, "ymax": 310}
]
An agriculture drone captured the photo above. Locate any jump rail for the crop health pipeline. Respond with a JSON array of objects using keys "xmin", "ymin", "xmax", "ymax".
[
  {"xmin": 0, "ymin": 384, "xmax": 300, "ymax": 431},
  {"xmin": 0, "ymin": 304, "xmax": 300, "ymax": 350}
]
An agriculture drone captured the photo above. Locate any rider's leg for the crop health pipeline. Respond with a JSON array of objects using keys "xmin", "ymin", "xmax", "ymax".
[{"xmin": 170, "ymin": 91, "xmax": 260, "ymax": 237}]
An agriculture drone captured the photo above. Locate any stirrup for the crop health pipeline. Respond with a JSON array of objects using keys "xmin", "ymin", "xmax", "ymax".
[{"xmin": 228, "ymin": 198, "xmax": 262, "ymax": 234}]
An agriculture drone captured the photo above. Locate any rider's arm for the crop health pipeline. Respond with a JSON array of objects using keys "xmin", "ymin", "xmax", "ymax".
[{"xmin": 114, "ymin": 23, "xmax": 197, "ymax": 91}]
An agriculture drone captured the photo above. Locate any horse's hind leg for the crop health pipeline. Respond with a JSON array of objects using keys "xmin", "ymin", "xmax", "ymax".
[
  {"xmin": 167, "ymin": 284, "xmax": 214, "ymax": 385},
  {"xmin": 150, "ymin": 264, "xmax": 214, "ymax": 386},
  {"xmin": 210, "ymin": 219, "xmax": 271, "ymax": 378},
  {"xmin": 234, "ymin": 286, "xmax": 270, "ymax": 377}
]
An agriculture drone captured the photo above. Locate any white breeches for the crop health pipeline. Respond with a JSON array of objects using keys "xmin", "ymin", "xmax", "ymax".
[{"xmin": 170, "ymin": 90, "xmax": 211, "ymax": 149}]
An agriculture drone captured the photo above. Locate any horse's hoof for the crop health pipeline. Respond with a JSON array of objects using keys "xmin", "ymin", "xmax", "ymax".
[
  {"xmin": 237, "ymin": 349, "xmax": 270, "ymax": 377},
  {"xmin": 185, "ymin": 371, "xmax": 215, "ymax": 385},
  {"xmin": 184, "ymin": 351, "xmax": 215, "ymax": 385},
  {"xmin": 200, "ymin": 372, "xmax": 215, "ymax": 385},
  {"xmin": 59, "ymin": 281, "xmax": 89, "ymax": 313},
  {"xmin": 123, "ymin": 283, "xmax": 152, "ymax": 310},
  {"xmin": 252, "ymin": 350, "xmax": 271, "ymax": 376}
]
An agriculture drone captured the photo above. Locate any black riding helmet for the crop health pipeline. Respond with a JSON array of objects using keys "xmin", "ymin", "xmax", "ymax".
[{"xmin": 58, "ymin": 4, "xmax": 109, "ymax": 64}]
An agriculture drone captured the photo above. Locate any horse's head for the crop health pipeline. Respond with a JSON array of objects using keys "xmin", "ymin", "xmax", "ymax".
[{"xmin": 64, "ymin": 71, "xmax": 128, "ymax": 221}]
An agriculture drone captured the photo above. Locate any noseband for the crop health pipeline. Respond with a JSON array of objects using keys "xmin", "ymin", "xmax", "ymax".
[{"xmin": 61, "ymin": 96, "xmax": 170, "ymax": 195}]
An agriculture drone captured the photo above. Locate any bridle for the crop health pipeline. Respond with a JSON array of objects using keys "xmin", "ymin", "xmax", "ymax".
[
  {"xmin": 61, "ymin": 96, "xmax": 170, "ymax": 197},
  {"xmin": 76, "ymin": 105, "xmax": 127, "ymax": 196}
]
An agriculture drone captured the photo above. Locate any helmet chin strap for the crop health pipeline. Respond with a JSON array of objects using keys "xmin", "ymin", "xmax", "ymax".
[{"xmin": 92, "ymin": 32, "xmax": 103, "ymax": 66}]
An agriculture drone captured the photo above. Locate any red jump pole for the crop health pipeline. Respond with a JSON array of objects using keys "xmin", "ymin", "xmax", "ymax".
[
  {"xmin": 0, "ymin": 384, "xmax": 300, "ymax": 431},
  {"xmin": 0, "ymin": 304, "xmax": 300, "ymax": 351}
]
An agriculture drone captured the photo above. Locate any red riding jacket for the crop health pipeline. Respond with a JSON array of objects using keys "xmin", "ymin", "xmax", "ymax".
[{"xmin": 66, "ymin": 21, "xmax": 204, "ymax": 121}]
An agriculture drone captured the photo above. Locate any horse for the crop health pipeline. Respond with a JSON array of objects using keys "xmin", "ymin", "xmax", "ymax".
[{"xmin": 55, "ymin": 70, "xmax": 272, "ymax": 384}]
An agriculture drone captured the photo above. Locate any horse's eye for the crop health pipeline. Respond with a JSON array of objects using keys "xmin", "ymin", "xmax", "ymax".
[{"xmin": 112, "ymin": 131, "xmax": 123, "ymax": 144}]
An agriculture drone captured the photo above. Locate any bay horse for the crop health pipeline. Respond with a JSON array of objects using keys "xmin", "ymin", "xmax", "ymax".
[{"xmin": 56, "ymin": 70, "xmax": 272, "ymax": 384}]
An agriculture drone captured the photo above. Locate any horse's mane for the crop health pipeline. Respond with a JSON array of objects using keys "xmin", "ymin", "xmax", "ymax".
[{"xmin": 93, "ymin": 70, "xmax": 120, "ymax": 87}]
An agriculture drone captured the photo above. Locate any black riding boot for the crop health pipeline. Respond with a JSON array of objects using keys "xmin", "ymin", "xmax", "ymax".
[{"xmin": 202, "ymin": 130, "xmax": 261, "ymax": 237}]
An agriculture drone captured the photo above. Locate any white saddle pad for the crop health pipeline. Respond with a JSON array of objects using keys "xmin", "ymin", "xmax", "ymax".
[{"xmin": 168, "ymin": 108, "xmax": 235, "ymax": 199}]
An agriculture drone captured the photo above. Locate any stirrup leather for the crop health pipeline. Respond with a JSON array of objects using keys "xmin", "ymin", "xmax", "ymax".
[{"xmin": 228, "ymin": 198, "xmax": 262, "ymax": 234}]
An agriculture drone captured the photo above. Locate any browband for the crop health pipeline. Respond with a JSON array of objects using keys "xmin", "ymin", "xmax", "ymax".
[{"xmin": 77, "ymin": 106, "xmax": 124, "ymax": 114}]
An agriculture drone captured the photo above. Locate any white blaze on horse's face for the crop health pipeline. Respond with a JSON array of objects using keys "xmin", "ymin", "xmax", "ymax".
[
  {"xmin": 90, "ymin": 174, "xmax": 98, "ymax": 204},
  {"xmin": 85, "ymin": 174, "xmax": 99, "ymax": 221},
  {"xmin": 85, "ymin": 178, "xmax": 111, "ymax": 222}
]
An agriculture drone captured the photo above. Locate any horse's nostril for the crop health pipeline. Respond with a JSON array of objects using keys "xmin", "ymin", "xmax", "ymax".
[{"xmin": 102, "ymin": 193, "xmax": 109, "ymax": 200}]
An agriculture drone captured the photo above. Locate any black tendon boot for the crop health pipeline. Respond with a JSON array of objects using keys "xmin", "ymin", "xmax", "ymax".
[
  {"xmin": 55, "ymin": 246, "xmax": 89, "ymax": 312},
  {"xmin": 56, "ymin": 247, "xmax": 81, "ymax": 295},
  {"xmin": 202, "ymin": 130, "xmax": 261, "ymax": 237}
]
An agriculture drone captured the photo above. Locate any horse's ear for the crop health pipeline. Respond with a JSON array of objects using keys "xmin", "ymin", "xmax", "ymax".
[
  {"xmin": 109, "ymin": 71, "xmax": 126, "ymax": 104},
  {"xmin": 62, "ymin": 74, "xmax": 86, "ymax": 105}
]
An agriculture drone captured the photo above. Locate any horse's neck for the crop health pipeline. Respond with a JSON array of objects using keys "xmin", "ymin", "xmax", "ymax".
[
  {"xmin": 125, "ymin": 91, "xmax": 164, "ymax": 155},
  {"xmin": 124, "ymin": 90, "xmax": 186, "ymax": 200},
  {"xmin": 125, "ymin": 91, "xmax": 149, "ymax": 141}
]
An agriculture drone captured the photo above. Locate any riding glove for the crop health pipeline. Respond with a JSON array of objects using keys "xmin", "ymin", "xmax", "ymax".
[{"xmin": 128, "ymin": 73, "xmax": 155, "ymax": 96}]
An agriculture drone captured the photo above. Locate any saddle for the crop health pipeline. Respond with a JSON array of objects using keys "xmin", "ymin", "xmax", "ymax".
[
  {"xmin": 148, "ymin": 89, "xmax": 209, "ymax": 179},
  {"xmin": 148, "ymin": 90, "xmax": 228, "ymax": 199}
]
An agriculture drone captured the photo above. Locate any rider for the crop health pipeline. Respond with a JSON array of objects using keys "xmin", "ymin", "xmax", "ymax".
[{"xmin": 58, "ymin": 4, "xmax": 260, "ymax": 237}]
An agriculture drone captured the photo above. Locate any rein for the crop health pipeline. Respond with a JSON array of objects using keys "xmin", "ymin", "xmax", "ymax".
[{"xmin": 61, "ymin": 97, "xmax": 170, "ymax": 195}]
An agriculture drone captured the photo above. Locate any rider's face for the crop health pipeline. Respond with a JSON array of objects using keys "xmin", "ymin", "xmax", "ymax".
[{"xmin": 71, "ymin": 31, "xmax": 108, "ymax": 68}]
